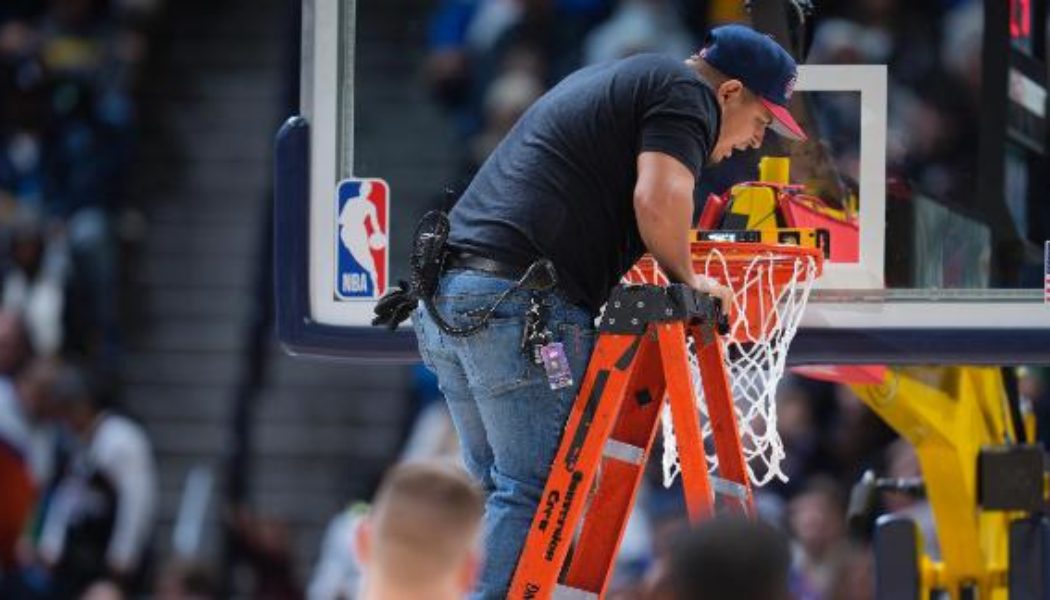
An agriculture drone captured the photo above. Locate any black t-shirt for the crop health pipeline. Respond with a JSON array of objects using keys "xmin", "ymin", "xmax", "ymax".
[{"xmin": 448, "ymin": 53, "xmax": 721, "ymax": 313}]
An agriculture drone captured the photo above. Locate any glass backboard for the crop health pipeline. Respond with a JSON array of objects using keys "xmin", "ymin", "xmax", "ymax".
[{"xmin": 275, "ymin": 0, "xmax": 1050, "ymax": 363}]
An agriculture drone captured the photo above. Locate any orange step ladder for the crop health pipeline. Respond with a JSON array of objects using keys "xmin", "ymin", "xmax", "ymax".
[{"xmin": 509, "ymin": 283, "xmax": 755, "ymax": 599}]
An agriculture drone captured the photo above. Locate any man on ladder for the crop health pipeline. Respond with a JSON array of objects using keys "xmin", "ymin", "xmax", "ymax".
[{"xmin": 401, "ymin": 25, "xmax": 805, "ymax": 599}]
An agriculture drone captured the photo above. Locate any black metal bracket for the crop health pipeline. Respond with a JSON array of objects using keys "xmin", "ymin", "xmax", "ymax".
[
  {"xmin": 273, "ymin": 115, "xmax": 418, "ymax": 361},
  {"xmin": 873, "ymin": 515, "xmax": 922, "ymax": 600},
  {"xmin": 977, "ymin": 444, "xmax": 1047, "ymax": 512},
  {"xmin": 598, "ymin": 284, "xmax": 727, "ymax": 335},
  {"xmin": 1009, "ymin": 517, "xmax": 1050, "ymax": 600}
]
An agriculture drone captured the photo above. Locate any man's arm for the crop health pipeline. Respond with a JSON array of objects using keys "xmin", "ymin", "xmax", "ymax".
[
  {"xmin": 634, "ymin": 151, "xmax": 732, "ymax": 306},
  {"xmin": 634, "ymin": 151, "xmax": 696, "ymax": 286},
  {"xmin": 98, "ymin": 425, "xmax": 157, "ymax": 575}
]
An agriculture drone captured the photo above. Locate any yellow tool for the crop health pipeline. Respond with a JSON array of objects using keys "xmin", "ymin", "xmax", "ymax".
[
  {"xmin": 696, "ymin": 228, "xmax": 830, "ymax": 257},
  {"xmin": 723, "ymin": 180, "xmax": 779, "ymax": 231},
  {"xmin": 716, "ymin": 157, "xmax": 841, "ymax": 254}
]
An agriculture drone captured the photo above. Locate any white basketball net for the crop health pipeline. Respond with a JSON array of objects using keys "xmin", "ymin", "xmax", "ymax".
[{"xmin": 623, "ymin": 247, "xmax": 820, "ymax": 487}]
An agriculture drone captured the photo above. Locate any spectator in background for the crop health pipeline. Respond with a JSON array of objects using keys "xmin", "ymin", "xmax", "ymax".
[
  {"xmin": 766, "ymin": 379, "xmax": 825, "ymax": 500},
  {"xmin": 788, "ymin": 476, "xmax": 848, "ymax": 600},
  {"xmin": 0, "ymin": 64, "xmax": 49, "ymax": 218},
  {"xmin": 3, "ymin": 215, "xmax": 67, "ymax": 356},
  {"xmin": 0, "ymin": 0, "xmax": 155, "ymax": 367},
  {"xmin": 109, "ymin": 0, "xmax": 163, "ymax": 27},
  {"xmin": 583, "ymin": 0, "xmax": 695, "ymax": 65},
  {"xmin": 0, "ymin": 4, "xmax": 44, "ymax": 63},
  {"xmin": 399, "ymin": 364, "xmax": 462, "ymax": 463},
  {"xmin": 0, "ymin": 343, "xmax": 57, "ymax": 572},
  {"xmin": 1019, "ymin": 366, "xmax": 1050, "ymax": 449},
  {"xmin": 0, "ymin": 2, "xmax": 161, "ymax": 593},
  {"xmin": 225, "ymin": 507, "xmax": 302, "ymax": 600},
  {"xmin": 12, "ymin": 356, "xmax": 62, "ymax": 481},
  {"xmin": 37, "ymin": 363, "xmax": 157, "ymax": 597},
  {"xmin": 651, "ymin": 516, "xmax": 792, "ymax": 600},
  {"xmin": 928, "ymin": 0, "xmax": 983, "ymax": 210},
  {"xmin": 0, "ymin": 313, "xmax": 40, "ymax": 571},
  {"xmin": 0, "ymin": 308, "xmax": 33, "ymax": 377},
  {"xmin": 36, "ymin": 0, "xmax": 130, "ymax": 363},
  {"xmin": 881, "ymin": 439, "xmax": 938, "ymax": 559},
  {"xmin": 824, "ymin": 543, "xmax": 874, "ymax": 600},
  {"xmin": 308, "ymin": 505, "xmax": 365, "ymax": 600},
  {"xmin": 154, "ymin": 559, "xmax": 217, "ymax": 600},
  {"xmin": 425, "ymin": 0, "xmax": 609, "ymax": 147},
  {"xmin": 837, "ymin": 0, "xmax": 940, "ymax": 89},
  {"xmin": 468, "ymin": 67, "xmax": 544, "ymax": 169},
  {"xmin": 940, "ymin": 0, "xmax": 982, "ymax": 94},
  {"xmin": 355, "ymin": 461, "xmax": 484, "ymax": 600},
  {"xmin": 309, "ymin": 371, "xmax": 464, "ymax": 600},
  {"xmin": 80, "ymin": 578, "xmax": 126, "ymax": 600},
  {"xmin": 805, "ymin": 19, "xmax": 885, "ymax": 179},
  {"xmin": 0, "ymin": 314, "xmax": 41, "ymax": 572},
  {"xmin": 634, "ymin": 511, "xmax": 688, "ymax": 599},
  {"xmin": 825, "ymin": 385, "xmax": 895, "ymax": 481}
]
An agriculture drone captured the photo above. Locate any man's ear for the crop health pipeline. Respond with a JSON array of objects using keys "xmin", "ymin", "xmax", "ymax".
[
  {"xmin": 716, "ymin": 79, "xmax": 745, "ymax": 106},
  {"xmin": 354, "ymin": 517, "xmax": 372, "ymax": 566}
]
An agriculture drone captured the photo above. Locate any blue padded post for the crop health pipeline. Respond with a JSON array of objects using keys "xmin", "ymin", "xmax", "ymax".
[{"xmin": 273, "ymin": 115, "xmax": 417, "ymax": 362}]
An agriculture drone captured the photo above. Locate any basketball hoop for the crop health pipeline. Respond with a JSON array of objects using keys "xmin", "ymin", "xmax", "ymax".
[{"xmin": 623, "ymin": 240, "xmax": 824, "ymax": 486}]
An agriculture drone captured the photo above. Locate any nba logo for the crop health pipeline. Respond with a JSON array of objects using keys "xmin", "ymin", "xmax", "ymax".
[{"xmin": 335, "ymin": 178, "xmax": 389, "ymax": 300}]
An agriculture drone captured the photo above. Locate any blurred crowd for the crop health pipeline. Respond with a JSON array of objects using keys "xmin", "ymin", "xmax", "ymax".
[
  {"xmin": 805, "ymin": 0, "xmax": 985, "ymax": 212},
  {"xmin": 400, "ymin": 1, "xmax": 1050, "ymax": 599},
  {"xmin": 425, "ymin": 0, "xmax": 726, "ymax": 178},
  {"xmin": 307, "ymin": 366, "xmax": 1050, "ymax": 600},
  {"xmin": 0, "ymin": 1, "xmax": 1046, "ymax": 599},
  {"xmin": 424, "ymin": 0, "xmax": 996, "ymax": 212},
  {"xmin": 0, "ymin": 0, "xmax": 163, "ymax": 366},
  {"xmin": 0, "ymin": 1, "xmax": 163, "ymax": 598}
]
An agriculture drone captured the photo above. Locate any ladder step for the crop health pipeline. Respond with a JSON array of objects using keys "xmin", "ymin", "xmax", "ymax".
[
  {"xmin": 602, "ymin": 439, "xmax": 645, "ymax": 465},
  {"xmin": 553, "ymin": 585, "xmax": 600, "ymax": 600},
  {"xmin": 711, "ymin": 475, "xmax": 750, "ymax": 500},
  {"xmin": 511, "ymin": 313, "xmax": 753, "ymax": 597}
]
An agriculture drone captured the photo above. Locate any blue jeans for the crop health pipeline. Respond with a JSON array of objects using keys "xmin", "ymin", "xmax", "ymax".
[{"xmin": 413, "ymin": 270, "xmax": 596, "ymax": 599}]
